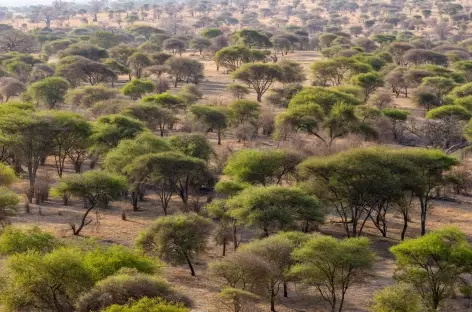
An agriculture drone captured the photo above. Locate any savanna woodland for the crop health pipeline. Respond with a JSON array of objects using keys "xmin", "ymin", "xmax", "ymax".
[{"xmin": 2, "ymin": 0, "xmax": 472, "ymax": 311}]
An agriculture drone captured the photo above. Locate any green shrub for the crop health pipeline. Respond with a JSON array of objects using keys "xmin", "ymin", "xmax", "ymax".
[
  {"xmin": 370, "ymin": 284, "xmax": 423, "ymax": 312},
  {"xmin": 76, "ymin": 270, "xmax": 191, "ymax": 312},
  {"xmin": 102, "ymin": 297, "xmax": 189, "ymax": 312},
  {"xmin": 0, "ymin": 226, "xmax": 59, "ymax": 255},
  {"xmin": 83, "ymin": 245, "xmax": 159, "ymax": 282}
]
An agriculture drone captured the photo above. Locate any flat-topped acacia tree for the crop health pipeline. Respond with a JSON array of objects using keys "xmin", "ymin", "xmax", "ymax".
[
  {"xmin": 137, "ymin": 214, "xmax": 212, "ymax": 276},
  {"xmin": 53, "ymin": 170, "xmax": 127, "ymax": 235},
  {"xmin": 232, "ymin": 63, "xmax": 282, "ymax": 102}
]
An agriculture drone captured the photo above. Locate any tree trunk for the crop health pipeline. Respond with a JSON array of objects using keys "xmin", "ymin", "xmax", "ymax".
[
  {"xmin": 73, "ymin": 203, "xmax": 95, "ymax": 235},
  {"xmin": 420, "ymin": 197, "xmax": 427, "ymax": 236},
  {"xmin": 283, "ymin": 282, "xmax": 288, "ymax": 297},
  {"xmin": 185, "ymin": 253, "xmax": 195, "ymax": 276},
  {"xmin": 270, "ymin": 287, "xmax": 276, "ymax": 312},
  {"xmin": 131, "ymin": 191, "xmax": 139, "ymax": 211},
  {"xmin": 232, "ymin": 223, "xmax": 238, "ymax": 250},
  {"xmin": 401, "ymin": 211, "xmax": 408, "ymax": 241},
  {"xmin": 63, "ymin": 194, "xmax": 69, "ymax": 206}
]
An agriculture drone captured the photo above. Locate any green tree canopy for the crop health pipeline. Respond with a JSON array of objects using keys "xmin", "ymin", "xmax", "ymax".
[
  {"xmin": 27, "ymin": 77, "xmax": 70, "ymax": 109},
  {"xmin": 233, "ymin": 63, "xmax": 282, "ymax": 102},
  {"xmin": 227, "ymin": 185, "xmax": 324, "ymax": 236},
  {"xmin": 137, "ymin": 214, "xmax": 212, "ymax": 276},
  {"xmin": 53, "ymin": 171, "xmax": 127, "ymax": 235},
  {"xmin": 390, "ymin": 228, "xmax": 472, "ymax": 311},
  {"xmin": 291, "ymin": 235, "xmax": 375, "ymax": 312},
  {"xmin": 91, "ymin": 114, "xmax": 145, "ymax": 154},
  {"xmin": 121, "ymin": 79, "xmax": 154, "ymax": 100},
  {"xmin": 190, "ymin": 105, "xmax": 229, "ymax": 145},
  {"xmin": 223, "ymin": 149, "xmax": 303, "ymax": 186}
]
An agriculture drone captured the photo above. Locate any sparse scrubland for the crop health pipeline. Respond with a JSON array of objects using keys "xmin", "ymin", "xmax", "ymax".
[{"xmin": 2, "ymin": 0, "xmax": 472, "ymax": 311}]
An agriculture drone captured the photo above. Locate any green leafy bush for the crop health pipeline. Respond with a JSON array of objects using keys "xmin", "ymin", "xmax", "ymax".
[{"xmin": 0, "ymin": 226, "xmax": 59, "ymax": 255}]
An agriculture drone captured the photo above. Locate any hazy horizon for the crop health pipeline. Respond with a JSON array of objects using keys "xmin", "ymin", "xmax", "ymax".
[{"xmin": 2, "ymin": 0, "xmax": 86, "ymax": 8}]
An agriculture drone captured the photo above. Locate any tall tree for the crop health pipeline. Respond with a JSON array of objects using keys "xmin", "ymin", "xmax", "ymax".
[
  {"xmin": 50, "ymin": 112, "xmax": 92, "ymax": 178},
  {"xmin": 224, "ymin": 149, "xmax": 302, "ymax": 186},
  {"xmin": 104, "ymin": 132, "xmax": 170, "ymax": 211},
  {"xmin": 227, "ymin": 186, "xmax": 324, "ymax": 236},
  {"xmin": 123, "ymin": 103, "xmax": 175, "ymax": 137},
  {"xmin": 390, "ymin": 228, "xmax": 472, "ymax": 311},
  {"xmin": 137, "ymin": 214, "xmax": 212, "ymax": 276},
  {"xmin": 0, "ymin": 110, "xmax": 59, "ymax": 202},
  {"xmin": 125, "ymin": 150, "xmax": 212, "ymax": 211},
  {"xmin": 190, "ymin": 105, "xmax": 229, "ymax": 145},
  {"xmin": 233, "ymin": 63, "xmax": 282, "ymax": 102},
  {"xmin": 53, "ymin": 171, "xmax": 126, "ymax": 235},
  {"xmin": 291, "ymin": 235, "xmax": 375, "ymax": 312},
  {"xmin": 27, "ymin": 77, "xmax": 70, "ymax": 109}
]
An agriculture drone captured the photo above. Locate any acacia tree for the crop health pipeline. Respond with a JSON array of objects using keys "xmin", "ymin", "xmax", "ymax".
[
  {"xmin": 0, "ymin": 78, "xmax": 25, "ymax": 102},
  {"xmin": 124, "ymin": 103, "xmax": 175, "ymax": 137},
  {"xmin": 190, "ymin": 105, "xmax": 229, "ymax": 145},
  {"xmin": 27, "ymin": 77, "xmax": 70, "ymax": 109},
  {"xmin": 227, "ymin": 186, "xmax": 324, "ymax": 236},
  {"xmin": 0, "ymin": 248, "xmax": 95, "ymax": 311},
  {"xmin": 168, "ymin": 134, "xmax": 214, "ymax": 161},
  {"xmin": 233, "ymin": 63, "xmax": 282, "ymax": 102},
  {"xmin": 275, "ymin": 87, "xmax": 366, "ymax": 145},
  {"xmin": 399, "ymin": 149, "xmax": 458, "ymax": 235},
  {"xmin": 65, "ymin": 84, "xmax": 119, "ymax": 108},
  {"xmin": 0, "ymin": 245, "xmax": 155, "ymax": 312},
  {"xmin": 370, "ymin": 284, "xmax": 423, "ymax": 312},
  {"xmin": 163, "ymin": 38, "xmax": 187, "ymax": 56},
  {"xmin": 190, "ymin": 37, "xmax": 211, "ymax": 55},
  {"xmin": 299, "ymin": 147, "xmax": 457, "ymax": 237},
  {"xmin": 240, "ymin": 235, "xmax": 294, "ymax": 311},
  {"xmin": 127, "ymin": 52, "xmax": 152, "ymax": 78},
  {"xmin": 121, "ymin": 79, "xmax": 154, "ymax": 100},
  {"xmin": 229, "ymin": 99, "xmax": 260, "ymax": 126},
  {"xmin": 351, "ymin": 72, "xmax": 384, "ymax": 103},
  {"xmin": 208, "ymin": 180, "xmax": 249, "ymax": 254},
  {"xmin": 385, "ymin": 67, "xmax": 409, "ymax": 97},
  {"xmin": 235, "ymin": 29, "xmax": 272, "ymax": 48},
  {"xmin": 89, "ymin": 0, "xmax": 105, "ymax": 22},
  {"xmin": 104, "ymin": 132, "xmax": 170, "ymax": 211},
  {"xmin": 390, "ymin": 228, "xmax": 472, "ymax": 311},
  {"xmin": 49, "ymin": 112, "xmax": 92, "ymax": 178},
  {"xmin": 142, "ymin": 93, "xmax": 185, "ymax": 111},
  {"xmin": 227, "ymin": 84, "xmax": 250, "ymax": 99},
  {"xmin": 214, "ymin": 46, "xmax": 265, "ymax": 72},
  {"xmin": 298, "ymin": 148, "xmax": 410, "ymax": 237},
  {"xmin": 166, "ymin": 57, "xmax": 204, "ymax": 87},
  {"xmin": 53, "ymin": 170, "xmax": 126, "ymax": 235},
  {"xmin": 76, "ymin": 271, "xmax": 190, "ymax": 312},
  {"xmin": 0, "ymin": 109, "xmax": 60, "ymax": 202},
  {"xmin": 0, "ymin": 29, "xmax": 39, "ymax": 53},
  {"xmin": 90, "ymin": 114, "xmax": 145, "ymax": 156},
  {"xmin": 418, "ymin": 76, "xmax": 455, "ymax": 105},
  {"xmin": 126, "ymin": 151, "xmax": 212, "ymax": 211},
  {"xmin": 224, "ymin": 149, "xmax": 302, "ymax": 186},
  {"xmin": 291, "ymin": 235, "xmax": 375, "ymax": 312},
  {"xmin": 137, "ymin": 214, "xmax": 212, "ymax": 276},
  {"xmin": 241, "ymin": 232, "xmax": 310, "ymax": 310}
]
